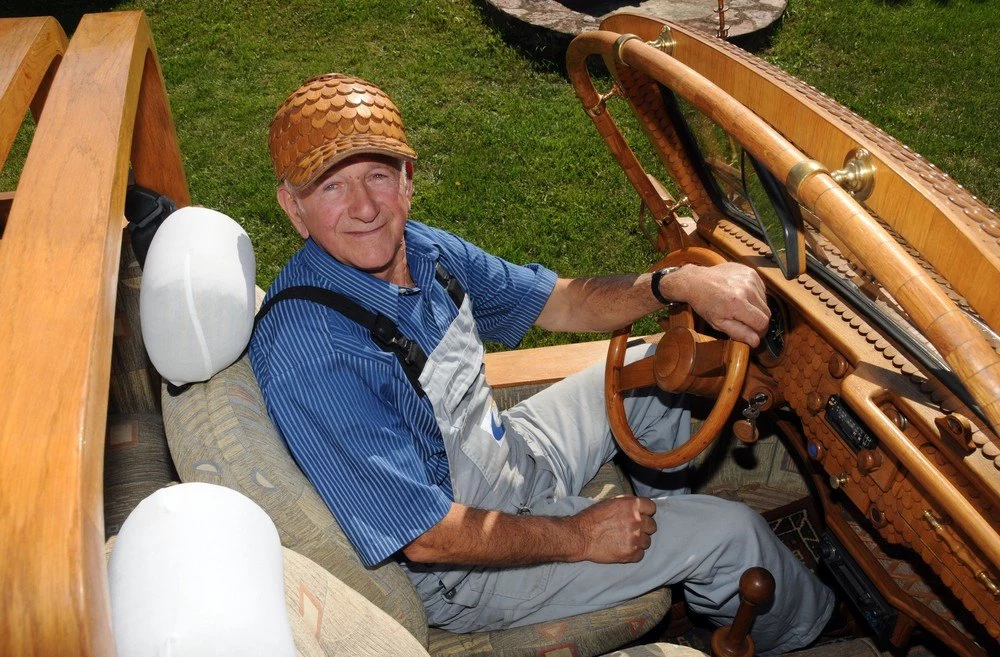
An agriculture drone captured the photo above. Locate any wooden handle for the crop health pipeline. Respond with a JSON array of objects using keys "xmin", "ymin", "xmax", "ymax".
[{"xmin": 711, "ymin": 567, "xmax": 776, "ymax": 657}]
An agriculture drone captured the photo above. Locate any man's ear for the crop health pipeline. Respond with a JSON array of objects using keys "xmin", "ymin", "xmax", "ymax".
[
  {"xmin": 402, "ymin": 160, "xmax": 415, "ymax": 202},
  {"xmin": 277, "ymin": 185, "xmax": 309, "ymax": 239}
]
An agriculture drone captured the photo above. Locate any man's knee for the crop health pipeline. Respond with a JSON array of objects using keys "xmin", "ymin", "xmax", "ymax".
[{"xmin": 695, "ymin": 497, "xmax": 771, "ymax": 552}]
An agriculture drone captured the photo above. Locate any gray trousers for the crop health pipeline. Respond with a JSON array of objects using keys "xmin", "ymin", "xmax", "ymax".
[{"xmin": 423, "ymin": 346, "xmax": 834, "ymax": 655}]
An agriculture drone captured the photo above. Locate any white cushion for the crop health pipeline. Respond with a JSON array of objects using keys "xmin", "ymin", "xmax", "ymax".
[
  {"xmin": 140, "ymin": 207, "xmax": 255, "ymax": 385},
  {"xmin": 108, "ymin": 482, "xmax": 295, "ymax": 657}
]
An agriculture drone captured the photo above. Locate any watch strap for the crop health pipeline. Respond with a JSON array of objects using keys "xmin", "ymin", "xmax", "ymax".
[{"xmin": 650, "ymin": 266, "xmax": 681, "ymax": 305}]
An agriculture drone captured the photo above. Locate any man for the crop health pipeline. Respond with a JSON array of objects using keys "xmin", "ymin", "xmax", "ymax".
[{"xmin": 251, "ymin": 73, "xmax": 833, "ymax": 654}]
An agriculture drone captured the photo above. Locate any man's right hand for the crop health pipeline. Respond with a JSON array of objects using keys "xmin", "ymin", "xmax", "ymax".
[{"xmin": 572, "ymin": 496, "xmax": 657, "ymax": 564}]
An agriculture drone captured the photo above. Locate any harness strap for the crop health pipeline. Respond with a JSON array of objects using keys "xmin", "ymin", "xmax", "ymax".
[
  {"xmin": 254, "ymin": 264, "xmax": 466, "ymax": 397},
  {"xmin": 435, "ymin": 263, "xmax": 466, "ymax": 309}
]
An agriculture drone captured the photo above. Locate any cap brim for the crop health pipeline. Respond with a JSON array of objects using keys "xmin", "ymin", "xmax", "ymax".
[{"xmin": 283, "ymin": 136, "xmax": 417, "ymax": 189}]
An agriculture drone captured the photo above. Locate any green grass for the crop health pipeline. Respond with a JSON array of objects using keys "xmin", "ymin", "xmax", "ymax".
[
  {"xmin": 764, "ymin": 0, "xmax": 998, "ymax": 207},
  {"xmin": 2, "ymin": 0, "xmax": 997, "ymax": 348}
]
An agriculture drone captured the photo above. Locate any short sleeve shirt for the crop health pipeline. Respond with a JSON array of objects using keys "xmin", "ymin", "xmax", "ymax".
[{"xmin": 249, "ymin": 221, "xmax": 557, "ymax": 566}]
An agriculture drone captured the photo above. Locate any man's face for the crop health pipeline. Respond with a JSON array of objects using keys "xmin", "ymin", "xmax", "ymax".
[{"xmin": 278, "ymin": 154, "xmax": 414, "ymax": 283}]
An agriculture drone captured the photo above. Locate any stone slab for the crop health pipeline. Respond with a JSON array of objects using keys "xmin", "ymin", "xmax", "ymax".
[{"xmin": 481, "ymin": 0, "xmax": 786, "ymax": 52}]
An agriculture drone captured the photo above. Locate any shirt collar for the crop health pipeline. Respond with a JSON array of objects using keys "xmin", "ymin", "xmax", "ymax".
[{"xmin": 298, "ymin": 222, "xmax": 441, "ymax": 319}]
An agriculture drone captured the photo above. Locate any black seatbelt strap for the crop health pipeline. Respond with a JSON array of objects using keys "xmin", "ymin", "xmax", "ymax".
[{"xmin": 254, "ymin": 264, "xmax": 466, "ymax": 397}]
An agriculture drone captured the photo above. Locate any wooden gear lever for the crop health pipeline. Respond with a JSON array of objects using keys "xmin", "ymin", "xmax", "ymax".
[{"xmin": 710, "ymin": 567, "xmax": 776, "ymax": 657}]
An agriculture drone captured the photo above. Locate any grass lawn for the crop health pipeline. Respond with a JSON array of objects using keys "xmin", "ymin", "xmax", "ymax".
[{"xmin": 3, "ymin": 0, "xmax": 997, "ymax": 347}]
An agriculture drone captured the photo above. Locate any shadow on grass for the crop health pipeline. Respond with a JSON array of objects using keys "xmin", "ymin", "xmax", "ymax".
[
  {"xmin": 470, "ymin": 0, "xmax": 785, "ymax": 77},
  {"xmin": 470, "ymin": 0, "xmax": 572, "ymax": 74},
  {"xmin": 0, "ymin": 1, "xmax": 130, "ymax": 32}
]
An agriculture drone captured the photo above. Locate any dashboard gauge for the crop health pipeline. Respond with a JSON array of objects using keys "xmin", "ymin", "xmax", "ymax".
[{"xmin": 763, "ymin": 295, "xmax": 788, "ymax": 361}]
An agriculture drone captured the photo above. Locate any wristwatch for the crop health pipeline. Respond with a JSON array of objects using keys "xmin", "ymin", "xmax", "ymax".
[{"xmin": 650, "ymin": 265, "xmax": 682, "ymax": 306}]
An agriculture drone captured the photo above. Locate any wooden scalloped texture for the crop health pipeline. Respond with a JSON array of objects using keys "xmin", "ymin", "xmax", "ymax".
[{"xmin": 267, "ymin": 73, "xmax": 415, "ymax": 187}]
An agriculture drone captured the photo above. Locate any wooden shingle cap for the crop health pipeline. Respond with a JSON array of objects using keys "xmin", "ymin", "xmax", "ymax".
[{"xmin": 268, "ymin": 73, "xmax": 416, "ymax": 188}]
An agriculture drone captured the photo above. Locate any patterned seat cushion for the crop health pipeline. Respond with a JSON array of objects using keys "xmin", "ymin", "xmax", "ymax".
[
  {"xmin": 164, "ymin": 354, "xmax": 671, "ymax": 657},
  {"xmin": 283, "ymin": 547, "xmax": 431, "ymax": 657},
  {"xmin": 163, "ymin": 354, "xmax": 429, "ymax": 646},
  {"xmin": 109, "ymin": 238, "xmax": 159, "ymax": 414},
  {"xmin": 103, "ymin": 413, "xmax": 179, "ymax": 536}
]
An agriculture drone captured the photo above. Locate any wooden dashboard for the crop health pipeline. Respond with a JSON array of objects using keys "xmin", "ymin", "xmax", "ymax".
[{"xmin": 567, "ymin": 13, "xmax": 1000, "ymax": 657}]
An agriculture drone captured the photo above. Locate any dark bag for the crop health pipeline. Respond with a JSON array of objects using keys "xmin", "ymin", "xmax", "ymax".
[{"xmin": 124, "ymin": 183, "xmax": 177, "ymax": 268}]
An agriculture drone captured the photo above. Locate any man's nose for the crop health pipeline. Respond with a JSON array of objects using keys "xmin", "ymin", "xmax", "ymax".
[{"xmin": 347, "ymin": 183, "xmax": 378, "ymax": 221}]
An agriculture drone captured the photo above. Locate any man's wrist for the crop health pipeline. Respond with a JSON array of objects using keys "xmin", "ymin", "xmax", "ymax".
[{"xmin": 650, "ymin": 265, "xmax": 682, "ymax": 305}]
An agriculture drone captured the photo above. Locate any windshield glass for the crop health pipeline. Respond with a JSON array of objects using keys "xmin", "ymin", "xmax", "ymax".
[{"xmin": 663, "ymin": 88, "xmax": 1000, "ymax": 400}]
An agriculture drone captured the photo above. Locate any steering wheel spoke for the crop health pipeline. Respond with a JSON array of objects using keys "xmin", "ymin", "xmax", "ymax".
[{"xmin": 618, "ymin": 355, "xmax": 658, "ymax": 391}]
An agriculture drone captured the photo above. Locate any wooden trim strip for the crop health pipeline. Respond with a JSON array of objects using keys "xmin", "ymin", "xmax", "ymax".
[
  {"xmin": 0, "ymin": 11, "xmax": 188, "ymax": 656},
  {"xmin": 484, "ymin": 335, "xmax": 661, "ymax": 389},
  {"xmin": 843, "ymin": 370, "xmax": 1000, "ymax": 572},
  {"xmin": 0, "ymin": 17, "xmax": 67, "ymax": 173}
]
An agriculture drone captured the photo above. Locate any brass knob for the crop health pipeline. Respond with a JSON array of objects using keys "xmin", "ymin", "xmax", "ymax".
[
  {"xmin": 829, "ymin": 474, "xmax": 849, "ymax": 490},
  {"xmin": 807, "ymin": 392, "xmax": 824, "ymax": 414},
  {"xmin": 830, "ymin": 148, "xmax": 876, "ymax": 201}
]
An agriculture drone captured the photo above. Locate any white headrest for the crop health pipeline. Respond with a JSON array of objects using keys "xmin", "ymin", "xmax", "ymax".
[
  {"xmin": 107, "ymin": 483, "xmax": 295, "ymax": 657},
  {"xmin": 140, "ymin": 207, "xmax": 255, "ymax": 386}
]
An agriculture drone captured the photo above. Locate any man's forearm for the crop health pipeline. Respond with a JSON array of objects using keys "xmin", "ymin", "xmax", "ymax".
[
  {"xmin": 402, "ymin": 503, "xmax": 583, "ymax": 566},
  {"xmin": 534, "ymin": 262, "xmax": 769, "ymax": 346},
  {"xmin": 401, "ymin": 497, "xmax": 657, "ymax": 567},
  {"xmin": 535, "ymin": 273, "xmax": 664, "ymax": 333}
]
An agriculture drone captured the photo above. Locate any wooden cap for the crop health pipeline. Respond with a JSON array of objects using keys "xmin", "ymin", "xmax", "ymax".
[{"xmin": 268, "ymin": 73, "xmax": 416, "ymax": 188}]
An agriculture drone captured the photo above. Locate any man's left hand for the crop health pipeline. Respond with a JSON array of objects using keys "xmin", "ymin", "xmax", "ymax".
[{"xmin": 662, "ymin": 263, "xmax": 770, "ymax": 347}]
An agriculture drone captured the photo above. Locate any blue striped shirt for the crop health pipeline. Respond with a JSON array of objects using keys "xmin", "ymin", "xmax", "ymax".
[{"xmin": 249, "ymin": 221, "xmax": 557, "ymax": 566}]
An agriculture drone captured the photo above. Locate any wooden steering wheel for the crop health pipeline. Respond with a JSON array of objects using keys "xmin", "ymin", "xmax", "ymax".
[{"xmin": 605, "ymin": 247, "xmax": 750, "ymax": 469}]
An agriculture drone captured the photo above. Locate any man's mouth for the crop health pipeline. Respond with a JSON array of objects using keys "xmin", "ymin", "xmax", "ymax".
[{"xmin": 347, "ymin": 222, "xmax": 385, "ymax": 237}]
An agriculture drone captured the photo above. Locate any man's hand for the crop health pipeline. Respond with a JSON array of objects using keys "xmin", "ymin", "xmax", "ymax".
[
  {"xmin": 662, "ymin": 262, "xmax": 770, "ymax": 347},
  {"xmin": 572, "ymin": 496, "xmax": 657, "ymax": 564}
]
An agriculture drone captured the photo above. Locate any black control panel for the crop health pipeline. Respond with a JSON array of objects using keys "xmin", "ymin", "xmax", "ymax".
[
  {"xmin": 825, "ymin": 395, "xmax": 878, "ymax": 452},
  {"xmin": 821, "ymin": 532, "xmax": 897, "ymax": 646}
]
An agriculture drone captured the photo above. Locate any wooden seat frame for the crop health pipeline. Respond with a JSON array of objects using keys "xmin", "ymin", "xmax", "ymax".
[{"xmin": 0, "ymin": 12, "xmax": 188, "ymax": 656}]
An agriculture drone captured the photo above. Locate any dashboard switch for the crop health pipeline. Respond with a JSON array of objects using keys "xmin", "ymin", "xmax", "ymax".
[
  {"xmin": 858, "ymin": 450, "xmax": 883, "ymax": 474},
  {"xmin": 807, "ymin": 441, "xmax": 825, "ymax": 461},
  {"xmin": 828, "ymin": 353, "xmax": 849, "ymax": 378},
  {"xmin": 830, "ymin": 473, "xmax": 849, "ymax": 490}
]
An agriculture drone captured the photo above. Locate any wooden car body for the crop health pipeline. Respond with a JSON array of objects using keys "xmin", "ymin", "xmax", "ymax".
[{"xmin": 0, "ymin": 10, "xmax": 996, "ymax": 657}]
